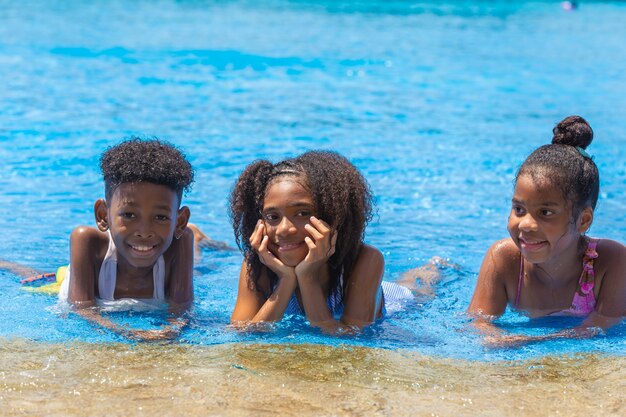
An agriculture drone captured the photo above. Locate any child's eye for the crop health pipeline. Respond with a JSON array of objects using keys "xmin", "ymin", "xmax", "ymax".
[
  {"xmin": 512, "ymin": 205, "xmax": 525, "ymax": 216},
  {"xmin": 262, "ymin": 213, "xmax": 280, "ymax": 225},
  {"xmin": 296, "ymin": 210, "xmax": 312, "ymax": 217},
  {"xmin": 155, "ymin": 214, "xmax": 170, "ymax": 221},
  {"xmin": 540, "ymin": 209, "xmax": 554, "ymax": 216},
  {"xmin": 121, "ymin": 212, "xmax": 136, "ymax": 219}
]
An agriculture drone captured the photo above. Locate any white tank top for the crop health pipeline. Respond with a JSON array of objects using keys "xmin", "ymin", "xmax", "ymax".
[{"xmin": 59, "ymin": 233, "xmax": 165, "ymax": 301}]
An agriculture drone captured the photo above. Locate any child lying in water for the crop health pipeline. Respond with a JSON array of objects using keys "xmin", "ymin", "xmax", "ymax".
[
  {"xmin": 468, "ymin": 116, "xmax": 626, "ymax": 346},
  {"xmin": 13, "ymin": 138, "xmax": 195, "ymax": 341}
]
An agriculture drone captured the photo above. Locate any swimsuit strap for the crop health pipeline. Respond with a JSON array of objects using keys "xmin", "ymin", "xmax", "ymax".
[
  {"xmin": 578, "ymin": 238, "xmax": 598, "ymax": 295},
  {"xmin": 515, "ymin": 254, "xmax": 524, "ymax": 308},
  {"xmin": 152, "ymin": 255, "xmax": 165, "ymax": 300},
  {"xmin": 98, "ymin": 233, "xmax": 118, "ymax": 301},
  {"xmin": 98, "ymin": 233, "xmax": 166, "ymax": 301}
]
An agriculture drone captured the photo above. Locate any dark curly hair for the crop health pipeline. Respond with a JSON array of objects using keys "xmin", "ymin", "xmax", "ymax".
[
  {"xmin": 230, "ymin": 150, "xmax": 373, "ymax": 300},
  {"xmin": 100, "ymin": 137, "xmax": 194, "ymax": 205},
  {"xmin": 516, "ymin": 115, "xmax": 599, "ymax": 215}
]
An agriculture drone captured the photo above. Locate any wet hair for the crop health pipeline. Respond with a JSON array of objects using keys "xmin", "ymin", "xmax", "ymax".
[
  {"xmin": 100, "ymin": 138, "xmax": 194, "ymax": 205},
  {"xmin": 230, "ymin": 150, "xmax": 373, "ymax": 299},
  {"xmin": 516, "ymin": 115, "xmax": 599, "ymax": 215}
]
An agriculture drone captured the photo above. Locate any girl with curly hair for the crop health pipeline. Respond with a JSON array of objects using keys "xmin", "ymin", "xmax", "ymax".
[{"xmin": 227, "ymin": 150, "xmax": 414, "ymax": 331}]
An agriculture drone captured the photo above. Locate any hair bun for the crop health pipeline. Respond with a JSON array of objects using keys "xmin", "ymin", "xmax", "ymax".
[{"xmin": 551, "ymin": 115, "xmax": 593, "ymax": 149}]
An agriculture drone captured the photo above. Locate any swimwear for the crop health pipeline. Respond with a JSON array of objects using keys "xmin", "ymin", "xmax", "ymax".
[
  {"xmin": 58, "ymin": 234, "xmax": 166, "ymax": 302},
  {"xmin": 514, "ymin": 239, "xmax": 598, "ymax": 317},
  {"xmin": 283, "ymin": 280, "xmax": 412, "ymax": 317}
]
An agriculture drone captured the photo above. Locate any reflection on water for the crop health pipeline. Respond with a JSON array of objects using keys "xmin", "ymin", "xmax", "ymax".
[{"xmin": 1, "ymin": 339, "xmax": 624, "ymax": 416}]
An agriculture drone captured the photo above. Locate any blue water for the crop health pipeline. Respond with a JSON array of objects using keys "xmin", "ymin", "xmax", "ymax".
[{"xmin": 0, "ymin": 0, "xmax": 625, "ymax": 361}]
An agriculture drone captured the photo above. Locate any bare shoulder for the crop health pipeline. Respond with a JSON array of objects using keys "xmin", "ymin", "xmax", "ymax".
[
  {"xmin": 595, "ymin": 238, "xmax": 626, "ymax": 258},
  {"xmin": 346, "ymin": 244, "xmax": 384, "ymax": 288},
  {"xmin": 164, "ymin": 227, "xmax": 194, "ymax": 304},
  {"xmin": 594, "ymin": 238, "xmax": 626, "ymax": 279},
  {"xmin": 356, "ymin": 244, "xmax": 384, "ymax": 266},
  {"xmin": 477, "ymin": 238, "xmax": 520, "ymax": 290},
  {"xmin": 70, "ymin": 226, "xmax": 108, "ymax": 258},
  {"xmin": 164, "ymin": 227, "xmax": 194, "ymax": 261},
  {"xmin": 469, "ymin": 238, "xmax": 519, "ymax": 315},
  {"xmin": 68, "ymin": 226, "xmax": 108, "ymax": 303},
  {"xmin": 593, "ymin": 238, "xmax": 626, "ymax": 316},
  {"xmin": 489, "ymin": 238, "xmax": 519, "ymax": 262}
]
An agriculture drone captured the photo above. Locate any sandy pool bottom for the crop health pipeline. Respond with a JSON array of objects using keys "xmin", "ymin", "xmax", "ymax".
[{"xmin": 1, "ymin": 339, "xmax": 624, "ymax": 416}]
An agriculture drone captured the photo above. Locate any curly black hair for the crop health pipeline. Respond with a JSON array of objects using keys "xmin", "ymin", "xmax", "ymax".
[
  {"xmin": 100, "ymin": 137, "xmax": 194, "ymax": 204},
  {"xmin": 230, "ymin": 150, "xmax": 373, "ymax": 300},
  {"xmin": 517, "ymin": 115, "xmax": 599, "ymax": 215}
]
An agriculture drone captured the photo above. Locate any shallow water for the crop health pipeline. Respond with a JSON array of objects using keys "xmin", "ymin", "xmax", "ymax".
[
  {"xmin": 1, "ymin": 0, "xmax": 625, "ymax": 415},
  {"xmin": 2, "ymin": 339, "xmax": 624, "ymax": 416}
]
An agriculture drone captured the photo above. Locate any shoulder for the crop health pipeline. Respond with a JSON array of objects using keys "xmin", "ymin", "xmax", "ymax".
[
  {"xmin": 595, "ymin": 238, "xmax": 626, "ymax": 258},
  {"xmin": 479, "ymin": 238, "xmax": 519, "ymax": 273},
  {"xmin": 346, "ymin": 243, "xmax": 384, "ymax": 287},
  {"xmin": 163, "ymin": 227, "xmax": 194, "ymax": 279},
  {"xmin": 70, "ymin": 225, "xmax": 106, "ymax": 241},
  {"xmin": 352, "ymin": 244, "xmax": 385, "ymax": 278},
  {"xmin": 70, "ymin": 226, "xmax": 108, "ymax": 257},
  {"xmin": 477, "ymin": 238, "xmax": 520, "ymax": 290},
  {"xmin": 164, "ymin": 227, "xmax": 194, "ymax": 261},
  {"xmin": 593, "ymin": 238, "xmax": 626, "ymax": 281},
  {"xmin": 593, "ymin": 238, "xmax": 626, "ymax": 276},
  {"xmin": 592, "ymin": 238, "xmax": 626, "ymax": 316},
  {"xmin": 488, "ymin": 238, "xmax": 519, "ymax": 260},
  {"xmin": 469, "ymin": 238, "xmax": 519, "ymax": 315},
  {"xmin": 356, "ymin": 244, "xmax": 384, "ymax": 266}
]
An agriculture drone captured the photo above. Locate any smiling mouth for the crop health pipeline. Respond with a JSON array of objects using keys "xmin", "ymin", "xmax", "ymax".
[
  {"xmin": 519, "ymin": 237, "xmax": 547, "ymax": 250},
  {"xmin": 276, "ymin": 242, "xmax": 305, "ymax": 252},
  {"xmin": 128, "ymin": 243, "xmax": 158, "ymax": 256}
]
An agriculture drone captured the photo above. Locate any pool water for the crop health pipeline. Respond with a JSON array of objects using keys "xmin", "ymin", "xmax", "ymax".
[{"xmin": 1, "ymin": 1, "xmax": 625, "ymax": 415}]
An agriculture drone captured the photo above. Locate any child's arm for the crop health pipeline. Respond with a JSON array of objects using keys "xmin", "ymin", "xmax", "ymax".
[
  {"xmin": 165, "ymin": 227, "xmax": 195, "ymax": 306},
  {"xmin": 231, "ymin": 222, "xmax": 298, "ymax": 325},
  {"xmin": 337, "ymin": 244, "xmax": 385, "ymax": 328},
  {"xmin": 0, "ymin": 260, "xmax": 42, "ymax": 277},
  {"xmin": 590, "ymin": 239, "xmax": 626, "ymax": 321},
  {"xmin": 467, "ymin": 239, "xmax": 515, "ymax": 317},
  {"xmin": 466, "ymin": 240, "xmax": 533, "ymax": 347},
  {"xmin": 75, "ymin": 308, "xmax": 188, "ymax": 342},
  {"xmin": 230, "ymin": 261, "xmax": 297, "ymax": 326},
  {"xmin": 68, "ymin": 226, "xmax": 105, "ymax": 305},
  {"xmin": 295, "ymin": 217, "xmax": 383, "ymax": 332}
]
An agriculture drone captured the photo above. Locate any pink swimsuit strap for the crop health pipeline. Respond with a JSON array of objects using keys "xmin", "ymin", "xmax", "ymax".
[{"xmin": 515, "ymin": 239, "xmax": 599, "ymax": 316}]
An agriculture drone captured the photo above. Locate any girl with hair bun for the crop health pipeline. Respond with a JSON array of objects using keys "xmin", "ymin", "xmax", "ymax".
[{"xmin": 468, "ymin": 116, "xmax": 626, "ymax": 346}]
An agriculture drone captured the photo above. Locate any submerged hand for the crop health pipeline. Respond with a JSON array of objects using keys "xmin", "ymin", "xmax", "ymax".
[
  {"xmin": 483, "ymin": 333, "xmax": 536, "ymax": 348},
  {"xmin": 295, "ymin": 217, "xmax": 337, "ymax": 279},
  {"xmin": 127, "ymin": 327, "xmax": 181, "ymax": 342},
  {"xmin": 250, "ymin": 220, "xmax": 295, "ymax": 279}
]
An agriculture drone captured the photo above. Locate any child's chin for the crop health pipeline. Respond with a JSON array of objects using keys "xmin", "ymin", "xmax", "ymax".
[{"xmin": 277, "ymin": 254, "xmax": 306, "ymax": 268}]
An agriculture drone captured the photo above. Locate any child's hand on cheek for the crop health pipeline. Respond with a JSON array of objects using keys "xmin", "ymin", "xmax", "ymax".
[
  {"xmin": 295, "ymin": 216, "xmax": 337, "ymax": 279},
  {"xmin": 250, "ymin": 220, "xmax": 296, "ymax": 280}
]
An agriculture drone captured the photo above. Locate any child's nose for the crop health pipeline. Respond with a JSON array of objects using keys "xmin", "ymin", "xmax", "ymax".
[
  {"xmin": 134, "ymin": 222, "xmax": 154, "ymax": 238},
  {"xmin": 518, "ymin": 214, "xmax": 538, "ymax": 231},
  {"xmin": 276, "ymin": 216, "xmax": 297, "ymax": 236}
]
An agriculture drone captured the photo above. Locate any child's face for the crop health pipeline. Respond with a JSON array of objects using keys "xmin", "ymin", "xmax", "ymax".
[
  {"xmin": 104, "ymin": 182, "xmax": 181, "ymax": 269},
  {"xmin": 261, "ymin": 178, "xmax": 316, "ymax": 267},
  {"xmin": 508, "ymin": 174, "xmax": 582, "ymax": 264}
]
